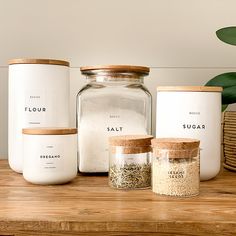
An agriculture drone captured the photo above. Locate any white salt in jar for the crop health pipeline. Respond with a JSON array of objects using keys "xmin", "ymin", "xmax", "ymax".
[
  {"xmin": 22, "ymin": 128, "xmax": 77, "ymax": 185},
  {"xmin": 8, "ymin": 59, "xmax": 70, "ymax": 173},
  {"xmin": 151, "ymin": 138, "xmax": 200, "ymax": 197},
  {"xmin": 77, "ymin": 65, "xmax": 152, "ymax": 173},
  {"xmin": 156, "ymin": 86, "xmax": 222, "ymax": 181}
]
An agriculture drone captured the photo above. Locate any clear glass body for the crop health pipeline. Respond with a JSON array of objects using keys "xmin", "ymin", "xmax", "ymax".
[
  {"xmin": 109, "ymin": 146, "xmax": 151, "ymax": 189},
  {"xmin": 152, "ymin": 149, "xmax": 200, "ymax": 197},
  {"xmin": 77, "ymin": 72, "xmax": 152, "ymax": 173}
]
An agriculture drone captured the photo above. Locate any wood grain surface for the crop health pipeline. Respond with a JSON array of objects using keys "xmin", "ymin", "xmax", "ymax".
[{"xmin": 0, "ymin": 160, "xmax": 235, "ymax": 236}]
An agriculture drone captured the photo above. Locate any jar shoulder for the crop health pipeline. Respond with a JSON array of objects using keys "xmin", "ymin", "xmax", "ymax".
[{"xmin": 77, "ymin": 83, "xmax": 151, "ymax": 98}]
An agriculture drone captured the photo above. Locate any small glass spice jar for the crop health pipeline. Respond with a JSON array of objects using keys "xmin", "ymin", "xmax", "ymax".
[
  {"xmin": 108, "ymin": 135, "xmax": 153, "ymax": 189},
  {"xmin": 151, "ymin": 138, "xmax": 200, "ymax": 197}
]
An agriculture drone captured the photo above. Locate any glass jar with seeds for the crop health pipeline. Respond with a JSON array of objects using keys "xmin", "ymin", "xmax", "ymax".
[
  {"xmin": 109, "ymin": 135, "xmax": 153, "ymax": 189},
  {"xmin": 151, "ymin": 138, "xmax": 200, "ymax": 197}
]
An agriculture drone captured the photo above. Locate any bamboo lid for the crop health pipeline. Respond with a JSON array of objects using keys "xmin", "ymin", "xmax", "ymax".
[
  {"xmin": 109, "ymin": 135, "xmax": 153, "ymax": 146},
  {"xmin": 8, "ymin": 58, "xmax": 70, "ymax": 67},
  {"xmin": 152, "ymin": 138, "xmax": 200, "ymax": 159},
  {"xmin": 22, "ymin": 127, "xmax": 77, "ymax": 135},
  {"xmin": 156, "ymin": 86, "xmax": 222, "ymax": 92},
  {"xmin": 80, "ymin": 65, "xmax": 150, "ymax": 76}
]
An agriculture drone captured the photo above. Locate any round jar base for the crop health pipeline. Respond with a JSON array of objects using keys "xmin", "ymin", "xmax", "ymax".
[
  {"xmin": 152, "ymin": 191, "xmax": 199, "ymax": 198},
  {"xmin": 23, "ymin": 173, "xmax": 77, "ymax": 185},
  {"xmin": 109, "ymin": 184, "xmax": 151, "ymax": 190}
]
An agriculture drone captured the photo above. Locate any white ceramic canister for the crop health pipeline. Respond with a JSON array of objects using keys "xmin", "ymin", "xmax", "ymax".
[
  {"xmin": 156, "ymin": 86, "xmax": 222, "ymax": 181},
  {"xmin": 22, "ymin": 128, "xmax": 77, "ymax": 185},
  {"xmin": 8, "ymin": 59, "xmax": 70, "ymax": 173}
]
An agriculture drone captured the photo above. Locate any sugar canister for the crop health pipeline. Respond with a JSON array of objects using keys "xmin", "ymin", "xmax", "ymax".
[{"xmin": 156, "ymin": 86, "xmax": 222, "ymax": 180}]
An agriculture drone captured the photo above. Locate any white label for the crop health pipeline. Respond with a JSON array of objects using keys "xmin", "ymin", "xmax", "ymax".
[
  {"xmin": 79, "ymin": 110, "xmax": 147, "ymax": 172},
  {"xmin": 115, "ymin": 153, "xmax": 148, "ymax": 165},
  {"xmin": 37, "ymin": 143, "xmax": 64, "ymax": 172},
  {"xmin": 24, "ymin": 89, "xmax": 47, "ymax": 126}
]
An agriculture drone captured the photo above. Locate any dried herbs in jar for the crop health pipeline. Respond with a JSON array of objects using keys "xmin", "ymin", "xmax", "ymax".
[{"xmin": 108, "ymin": 135, "xmax": 153, "ymax": 189}]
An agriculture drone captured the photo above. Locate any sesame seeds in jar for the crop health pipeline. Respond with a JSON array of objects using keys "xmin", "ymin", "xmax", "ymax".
[{"xmin": 151, "ymin": 138, "xmax": 200, "ymax": 197}]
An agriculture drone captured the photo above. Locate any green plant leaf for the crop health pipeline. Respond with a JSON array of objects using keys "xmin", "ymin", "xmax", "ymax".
[
  {"xmin": 222, "ymin": 104, "xmax": 228, "ymax": 112},
  {"xmin": 222, "ymin": 85, "xmax": 236, "ymax": 104},
  {"xmin": 205, "ymin": 72, "xmax": 236, "ymax": 109},
  {"xmin": 216, "ymin": 27, "xmax": 236, "ymax": 45},
  {"xmin": 206, "ymin": 72, "xmax": 236, "ymax": 88}
]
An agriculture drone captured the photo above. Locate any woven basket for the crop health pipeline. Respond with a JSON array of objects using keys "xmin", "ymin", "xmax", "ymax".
[{"xmin": 223, "ymin": 111, "xmax": 236, "ymax": 171}]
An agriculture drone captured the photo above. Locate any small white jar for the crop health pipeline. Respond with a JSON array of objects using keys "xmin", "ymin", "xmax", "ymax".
[{"xmin": 22, "ymin": 128, "xmax": 77, "ymax": 185}]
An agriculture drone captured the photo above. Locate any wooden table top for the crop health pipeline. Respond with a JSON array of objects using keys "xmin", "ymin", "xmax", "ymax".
[{"xmin": 0, "ymin": 159, "xmax": 236, "ymax": 236}]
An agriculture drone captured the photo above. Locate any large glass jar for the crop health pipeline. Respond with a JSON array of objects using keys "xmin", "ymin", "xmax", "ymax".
[{"xmin": 77, "ymin": 65, "xmax": 152, "ymax": 173}]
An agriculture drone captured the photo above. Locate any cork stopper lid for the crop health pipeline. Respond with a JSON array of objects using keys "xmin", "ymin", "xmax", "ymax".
[
  {"xmin": 22, "ymin": 127, "xmax": 77, "ymax": 135},
  {"xmin": 109, "ymin": 135, "xmax": 153, "ymax": 154},
  {"xmin": 109, "ymin": 135, "xmax": 153, "ymax": 146},
  {"xmin": 8, "ymin": 58, "xmax": 70, "ymax": 67},
  {"xmin": 80, "ymin": 65, "xmax": 150, "ymax": 76},
  {"xmin": 151, "ymin": 138, "xmax": 200, "ymax": 158}
]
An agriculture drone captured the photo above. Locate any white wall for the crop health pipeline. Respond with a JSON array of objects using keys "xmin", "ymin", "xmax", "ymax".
[{"xmin": 1, "ymin": 0, "xmax": 236, "ymax": 158}]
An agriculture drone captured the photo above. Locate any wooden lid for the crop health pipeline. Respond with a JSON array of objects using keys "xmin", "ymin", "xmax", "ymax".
[
  {"xmin": 156, "ymin": 86, "xmax": 222, "ymax": 92},
  {"xmin": 22, "ymin": 127, "xmax": 77, "ymax": 135},
  {"xmin": 8, "ymin": 58, "xmax": 70, "ymax": 67},
  {"xmin": 80, "ymin": 65, "xmax": 150, "ymax": 76},
  {"xmin": 109, "ymin": 135, "xmax": 153, "ymax": 147},
  {"xmin": 152, "ymin": 138, "xmax": 200, "ymax": 159}
]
